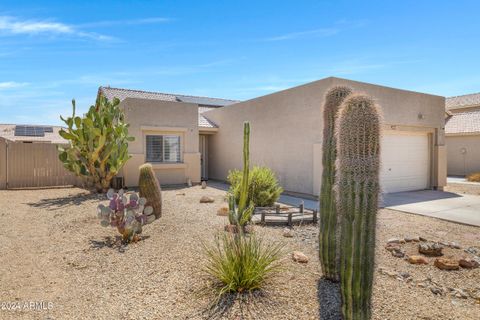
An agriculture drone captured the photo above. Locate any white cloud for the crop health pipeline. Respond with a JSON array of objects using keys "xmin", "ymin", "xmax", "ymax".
[
  {"xmin": 78, "ymin": 17, "xmax": 171, "ymax": 28},
  {"xmin": 0, "ymin": 81, "xmax": 29, "ymax": 89},
  {"xmin": 264, "ymin": 28, "xmax": 339, "ymax": 41},
  {"xmin": 0, "ymin": 16, "xmax": 115, "ymax": 41}
]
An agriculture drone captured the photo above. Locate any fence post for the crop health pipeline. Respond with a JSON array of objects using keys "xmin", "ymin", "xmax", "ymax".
[
  {"xmin": 275, "ymin": 204, "xmax": 280, "ymax": 214},
  {"xmin": 313, "ymin": 209, "xmax": 318, "ymax": 224},
  {"xmin": 299, "ymin": 202, "xmax": 304, "ymax": 214},
  {"xmin": 288, "ymin": 213, "xmax": 292, "ymax": 226},
  {"xmin": 261, "ymin": 211, "xmax": 265, "ymax": 223}
]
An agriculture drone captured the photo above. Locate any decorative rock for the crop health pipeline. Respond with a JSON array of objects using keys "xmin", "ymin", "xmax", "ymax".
[
  {"xmin": 391, "ymin": 248, "xmax": 405, "ymax": 258},
  {"xmin": 385, "ymin": 243, "xmax": 400, "ymax": 252},
  {"xmin": 292, "ymin": 251, "xmax": 309, "ymax": 263},
  {"xmin": 434, "ymin": 258, "xmax": 460, "ymax": 270},
  {"xmin": 387, "ymin": 238, "xmax": 401, "ymax": 244},
  {"xmin": 404, "ymin": 236, "xmax": 420, "ymax": 242},
  {"xmin": 418, "ymin": 242, "xmax": 444, "ymax": 256},
  {"xmin": 201, "ymin": 181, "xmax": 207, "ymax": 189},
  {"xmin": 430, "ymin": 285, "xmax": 444, "ymax": 295},
  {"xmin": 459, "ymin": 257, "xmax": 480, "ymax": 269},
  {"xmin": 217, "ymin": 206, "xmax": 229, "ymax": 216},
  {"xmin": 454, "ymin": 289, "xmax": 468, "ymax": 299},
  {"xmin": 200, "ymin": 196, "xmax": 215, "ymax": 203},
  {"xmin": 419, "ymin": 236, "xmax": 428, "ymax": 242},
  {"xmin": 449, "ymin": 242, "xmax": 461, "ymax": 249},
  {"xmin": 283, "ymin": 228, "xmax": 294, "ymax": 238},
  {"xmin": 464, "ymin": 246, "xmax": 480, "ymax": 257},
  {"xmin": 408, "ymin": 255, "xmax": 429, "ymax": 265}
]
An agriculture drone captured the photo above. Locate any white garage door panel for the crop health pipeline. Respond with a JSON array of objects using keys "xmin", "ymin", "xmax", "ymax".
[{"xmin": 380, "ymin": 133, "xmax": 429, "ymax": 193}]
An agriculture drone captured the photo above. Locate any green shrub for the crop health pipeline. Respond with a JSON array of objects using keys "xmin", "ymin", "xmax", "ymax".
[
  {"xmin": 467, "ymin": 172, "xmax": 480, "ymax": 182},
  {"xmin": 202, "ymin": 232, "xmax": 282, "ymax": 294},
  {"xmin": 228, "ymin": 166, "xmax": 283, "ymax": 207}
]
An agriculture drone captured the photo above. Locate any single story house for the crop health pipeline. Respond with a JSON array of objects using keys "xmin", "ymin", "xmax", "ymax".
[
  {"xmin": 0, "ymin": 124, "xmax": 75, "ymax": 189},
  {"xmin": 102, "ymin": 77, "xmax": 447, "ymax": 196},
  {"xmin": 445, "ymin": 93, "xmax": 480, "ymax": 176}
]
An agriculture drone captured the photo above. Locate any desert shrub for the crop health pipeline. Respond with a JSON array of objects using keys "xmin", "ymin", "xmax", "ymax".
[
  {"xmin": 202, "ymin": 232, "xmax": 282, "ymax": 294},
  {"xmin": 139, "ymin": 163, "xmax": 162, "ymax": 218},
  {"xmin": 228, "ymin": 166, "xmax": 283, "ymax": 207},
  {"xmin": 467, "ymin": 172, "xmax": 480, "ymax": 182}
]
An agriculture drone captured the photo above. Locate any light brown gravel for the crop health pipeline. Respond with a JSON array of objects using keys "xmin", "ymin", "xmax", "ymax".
[{"xmin": 0, "ymin": 186, "xmax": 479, "ymax": 319}]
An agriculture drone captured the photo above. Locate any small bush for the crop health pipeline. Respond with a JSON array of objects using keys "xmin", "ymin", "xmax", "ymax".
[
  {"xmin": 227, "ymin": 166, "xmax": 283, "ymax": 207},
  {"xmin": 202, "ymin": 232, "xmax": 282, "ymax": 295},
  {"xmin": 467, "ymin": 172, "xmax": 480, "ymax": 182}
]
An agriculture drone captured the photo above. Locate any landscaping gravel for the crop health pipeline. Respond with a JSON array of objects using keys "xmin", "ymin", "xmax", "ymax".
[{"xmin": 0, "ymin": 186, "xmax": 479, "ymax": 319}]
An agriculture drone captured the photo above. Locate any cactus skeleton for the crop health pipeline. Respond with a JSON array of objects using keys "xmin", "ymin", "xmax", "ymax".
[
  {"xmin": 318, "ymin": 86, "xmax": 352, "ymax": 281},
  {"xmin": 335, "ymin": 94, "xmax": 381, "ymax": 320},
  {"xmin": 139, "ymin": 163, "xmax": 162, "ymax": 218}
]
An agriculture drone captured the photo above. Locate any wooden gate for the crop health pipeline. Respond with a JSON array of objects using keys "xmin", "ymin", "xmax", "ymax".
[{"xmin": 7, "ymin": 142, "xmax": 77, "ymax": 189}]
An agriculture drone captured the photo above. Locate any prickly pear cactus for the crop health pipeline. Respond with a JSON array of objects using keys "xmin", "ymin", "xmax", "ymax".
[
  {"xmin": 319, "ymin": 86, "xmax": 352, "ymax": 281},
  {"xmin": 97, "ymin": 189, "xmax": 156, "ymax": 243},
  {"xmin": 335, "ymin": 94, "xmax": 381, "ymax": 320}
]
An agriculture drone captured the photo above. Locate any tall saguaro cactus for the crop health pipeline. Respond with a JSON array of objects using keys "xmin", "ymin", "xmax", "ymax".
[
  {"xmin": 228, "ymin": 122, "xmax": 254, "ymax": 228},
  {"xmin": 319, "ymin": 86, "xmax": 352, "ymax": 281},
  {"xmin": 335, "ymin": 94, "xmax": 381, "ymax": 320}
]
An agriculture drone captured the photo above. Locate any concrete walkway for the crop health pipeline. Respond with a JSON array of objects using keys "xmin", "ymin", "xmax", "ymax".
[{"xmin": 382, "ymin": 190, "xmax": 480, "ymax": 227}]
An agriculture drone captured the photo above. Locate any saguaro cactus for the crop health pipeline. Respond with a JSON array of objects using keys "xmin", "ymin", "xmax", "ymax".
[
  {"xmin": 228, "ymin": 122, "xmax": 254, "ymax": 229},
  {"xmin": 319, "ymin": 86, "xmax": 352, "ymax": 281},
  {"xmin": 335, "ymin": 94, "xmax": 381, "ymax": 320},
  {"xmin": 139, "ymin": 163, "xmax": 162, "ymax": 218}
]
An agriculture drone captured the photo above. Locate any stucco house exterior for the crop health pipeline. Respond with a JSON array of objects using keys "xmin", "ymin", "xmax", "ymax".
[
  {"xmin": 100, "ymin": 77, "xmax": 447, "ymax": 196},
  {"xmin": 445, "ymin": 93, "xmax": 480, "ymax": 176}
]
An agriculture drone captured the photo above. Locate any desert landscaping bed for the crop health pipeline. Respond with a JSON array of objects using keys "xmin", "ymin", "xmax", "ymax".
[{"xmin": 0, "ymin": 186, "xmax": 479, "ymax": 319}]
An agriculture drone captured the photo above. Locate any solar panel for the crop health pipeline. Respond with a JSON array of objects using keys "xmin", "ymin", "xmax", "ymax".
[
  {"xmin": 14, "ymin": 125, "xmax": 45, "ymax": 137},
  {"xmin": 43, "ymin": 127, "xmax": 53, "ymax": 133}
]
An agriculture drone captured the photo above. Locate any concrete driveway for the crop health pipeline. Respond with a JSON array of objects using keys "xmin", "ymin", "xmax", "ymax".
[{"xmin": 382, "ymin": 190, "xmax": 480, "ymax": 227}]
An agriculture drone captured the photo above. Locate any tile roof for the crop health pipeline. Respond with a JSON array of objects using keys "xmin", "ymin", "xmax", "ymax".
[
  {"xmin": 446, "ymin": 92, "xmax": 480, "ymax": 110},
  {"xmin": 99, "ymin": 86, "xmax": 238, "ymax": 128},
  {"xmin": 0, "ymin": 124, "xmax": 68, "ymax": 143},
  {"xmin": 445, "ymin": 110, "xmax": 480, "ymax": 134}
]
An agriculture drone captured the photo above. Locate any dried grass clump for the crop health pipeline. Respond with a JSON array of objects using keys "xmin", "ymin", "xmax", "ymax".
[{"xmin": 466, "ymin": 172, "xmax": 480, "ymax": 182}]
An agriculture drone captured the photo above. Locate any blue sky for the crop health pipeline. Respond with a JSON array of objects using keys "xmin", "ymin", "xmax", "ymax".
[{"xmin": 0, "ymin": 0, "xmax": 479, "ymax": 125}]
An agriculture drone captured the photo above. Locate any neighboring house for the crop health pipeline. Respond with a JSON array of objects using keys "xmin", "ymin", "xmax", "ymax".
[
  {"xmin": 98, "ymin": 86, "xmax": 238, "ymax": 186},
  {"xmin": 445, "ymin": 93, "xmax": 480, "ymax": 176},
  {"xmin": 102, "ymin": 77, "xmax": 447, "ymax": 196},
  {"xmin": 0, "ymin": 124, "xmax": 75, "ymax": 189}
]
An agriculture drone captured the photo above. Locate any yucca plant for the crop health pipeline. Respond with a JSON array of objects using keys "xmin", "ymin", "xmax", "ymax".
[{"xmin": 202, "ymin": 232, "xmax": 282, "ymax": 295}]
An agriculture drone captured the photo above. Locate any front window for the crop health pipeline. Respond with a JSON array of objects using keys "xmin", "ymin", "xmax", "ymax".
[{"xmin": 146, "ymin": 135, "xmax": 181, "ymax": 163}]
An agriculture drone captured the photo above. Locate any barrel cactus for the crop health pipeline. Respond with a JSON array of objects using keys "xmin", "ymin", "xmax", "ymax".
[
  {"xmin": 97, "ymin": 189, "xmax": 156, "ymax": 243},
  {"xmin": 335, "ymin": 94, "xmax": 381, "ymax": 320},
  {"xmin": 139, "ymin": 163, "xmax": 162, "ymax": 218},
  {"xmin": 319, "ymin": 86, "xmax": 352, "ymax": 281},
  {"xmin": 228, "ymin": 122, "xmax": 254, "ymax": 230}
]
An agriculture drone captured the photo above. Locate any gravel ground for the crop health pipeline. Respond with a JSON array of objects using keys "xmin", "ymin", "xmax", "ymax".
[
  {"xmin": 0, "ymin": 186, "xmax": 479, "ymax": 320},
  {"xmin": 445, "ymin": 182, "xmax": 480, "ymax": 196}
]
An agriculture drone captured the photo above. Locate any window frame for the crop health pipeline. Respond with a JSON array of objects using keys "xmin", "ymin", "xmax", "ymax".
[{"xmin": 145, "ymin": 134, "xmax": 182, "ymax": 163}]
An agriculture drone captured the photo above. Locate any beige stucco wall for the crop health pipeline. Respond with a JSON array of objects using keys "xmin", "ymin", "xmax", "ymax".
[
  {"xmin": 446, "ymin": 134, "xmax": 480, "ymax": 176},
  {"xmin": 205, "ymin": 77, "xmax": 446, "ymax": 196},
  {"xmin": 120, "ymin": 98, "xmax": 201, "ymax": 187},
  {"xmin": 0, "ymin": 138, "xmax": 6, "ymax": 189}
]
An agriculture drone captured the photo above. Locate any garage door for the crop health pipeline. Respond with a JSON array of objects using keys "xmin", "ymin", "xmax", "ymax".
[{"xmin": 380, "ymin": 132, "xmax": 430, "ymax": 193}]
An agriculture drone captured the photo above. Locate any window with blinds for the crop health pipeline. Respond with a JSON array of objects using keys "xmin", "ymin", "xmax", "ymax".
[{"xmin": 146, "ymin": 135, "xmax": 181, "ymax": 163}]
